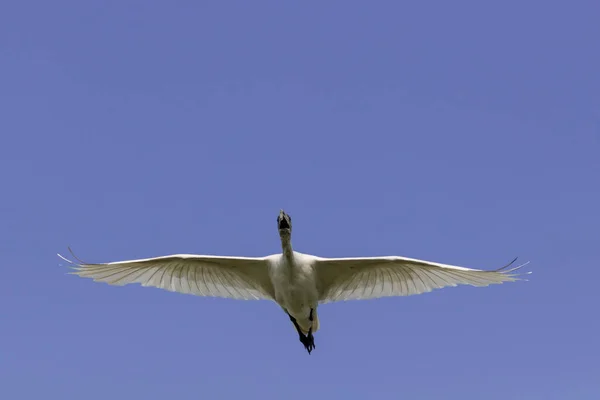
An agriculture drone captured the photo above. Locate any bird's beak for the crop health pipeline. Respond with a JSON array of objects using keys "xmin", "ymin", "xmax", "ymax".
[{"xmin": 278, "ymin": 210, "xmax": 290, "ymax": 230}]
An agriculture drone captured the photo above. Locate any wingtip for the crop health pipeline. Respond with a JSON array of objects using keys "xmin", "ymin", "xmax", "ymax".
[
  {"xmin": 68, "ymin": 246, "xmax": 82, "ymax": 263},
  {"xmin": 57, "ymin": 252, "xmax": 74, "ymax": 264},
  {"xmin": 495, "ymin": 256, "xmax": 519, "ymax": 272},
  {"xmin": 496, "ymin": 258, "xmax": 531, "ymax": 275},
  {"xmin": 59, "ymin": 246, "xmax": 90, "ymax": 265}
]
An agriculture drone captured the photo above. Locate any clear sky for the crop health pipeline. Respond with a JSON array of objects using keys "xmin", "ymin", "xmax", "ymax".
[{"xmin": 1, "ymin": 1, "xmax": 599, "ymax": 399}]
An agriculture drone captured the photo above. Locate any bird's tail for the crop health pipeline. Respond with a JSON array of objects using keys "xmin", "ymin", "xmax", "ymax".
[
  {"xmin": 312, "ymin": 309, "xmax": 320, "ymax": 333},
  {"xmin": 301, "ymin": 309, "xmax": 319, "ymax": 334}
]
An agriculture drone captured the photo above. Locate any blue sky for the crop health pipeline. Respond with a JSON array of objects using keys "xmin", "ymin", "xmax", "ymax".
[{"xmin": 1, "ymin": 1, "xmax": 599, "ymax": 399}]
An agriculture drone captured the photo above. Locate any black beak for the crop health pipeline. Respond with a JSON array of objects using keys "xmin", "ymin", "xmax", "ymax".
[
  {"xmin": 278, "ymin": 210, "xmax": 291, "ymax": 230},
  {"xmin": 279, "ymin": 217, "xmax": 290, "ymax": 230}
]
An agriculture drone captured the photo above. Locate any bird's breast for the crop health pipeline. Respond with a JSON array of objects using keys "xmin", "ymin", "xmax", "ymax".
[{"xmin": 270, "ymin": 255, "xmax": 318, "ymax": 312}]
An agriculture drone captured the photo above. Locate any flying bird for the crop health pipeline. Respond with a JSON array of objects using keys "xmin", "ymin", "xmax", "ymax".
[{"xmin": 59, "ymin": 210, "xmax": 529, "ymax": 354}]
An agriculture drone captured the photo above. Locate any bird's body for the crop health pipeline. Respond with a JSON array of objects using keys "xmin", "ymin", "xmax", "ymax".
[
  {"xmin": 269, "ymin": 252, "xmax": 320, "ymax": 334},
  {"xmin": 59, "ymin": 210, "xmax": 529, "ymax": 354}
]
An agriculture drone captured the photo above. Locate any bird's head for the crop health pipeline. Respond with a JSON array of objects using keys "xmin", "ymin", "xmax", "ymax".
[{"xmin": 277, "ymin": 209, "xmax": 292, "ymax": 236}]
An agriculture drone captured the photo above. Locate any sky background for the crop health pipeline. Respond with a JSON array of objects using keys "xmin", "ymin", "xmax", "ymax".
[{"xmin": 1, "ymin": 1, "xmax": 599, "ymax": 399}]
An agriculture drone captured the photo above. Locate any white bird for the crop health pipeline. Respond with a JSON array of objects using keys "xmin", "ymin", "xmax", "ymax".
[{"xmin": 59, "ymin": 209, "xmax": 529, "ymax": 354}]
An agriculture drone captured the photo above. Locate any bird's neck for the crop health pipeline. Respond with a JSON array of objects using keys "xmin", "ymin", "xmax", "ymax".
[{"xmin": 280, "ymin": 235, "xmax": 294, "ymax": 260}]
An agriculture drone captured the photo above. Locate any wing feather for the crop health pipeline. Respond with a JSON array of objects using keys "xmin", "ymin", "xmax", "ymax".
[
  {"xmin": 316, "ymin": 255, "xmax": 530, "ymax": 303},
  {"xmin": 59, "ymin": 250, "xmax": 275, "ymax": 300}
]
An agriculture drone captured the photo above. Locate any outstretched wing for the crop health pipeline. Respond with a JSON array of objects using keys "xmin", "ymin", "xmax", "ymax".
[
  {"xmin": 315, "ymin": 255, "xmax": 530, "ymax": 303},
  {"xmin": 59, "ymin": 249, "xmax": 275, "ymax": 300}
]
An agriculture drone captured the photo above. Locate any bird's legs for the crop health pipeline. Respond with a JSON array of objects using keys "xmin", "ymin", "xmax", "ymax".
[
  {"xmin": 307, "ymin": 308, "xmax": 315, "ymax": 349},
  {"xmin": 287, "ymin": 310, "xmax": 315, "ymax": 354}
]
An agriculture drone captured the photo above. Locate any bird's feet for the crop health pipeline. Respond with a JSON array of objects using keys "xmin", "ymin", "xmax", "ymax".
[
  {"xmin": 299, "ymin": 328, "xmax": 316, "ymax": 354},
  {"xmin": 288, "ymin": 309, "xmax": 316, "ymax": 354}
]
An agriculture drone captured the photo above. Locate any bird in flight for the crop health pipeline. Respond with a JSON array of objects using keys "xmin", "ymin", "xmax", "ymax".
[{"xmin": 59, "ymin": 209, "xmax": 529, "ymax": 354}]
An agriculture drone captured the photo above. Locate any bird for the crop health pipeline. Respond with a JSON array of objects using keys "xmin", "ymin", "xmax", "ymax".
[{"xmin": 58, "ymin": 209, "xmax": 530, "ymax": 354}]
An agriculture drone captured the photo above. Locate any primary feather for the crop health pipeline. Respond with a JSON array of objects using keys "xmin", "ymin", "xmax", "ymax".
[
  {"xmin": 58, "ymin": 250, "xmax": 275, "ymax": 300},
  {"xmin": 314, "ymin": 255, "xmax": 529, "ymax": 303}
]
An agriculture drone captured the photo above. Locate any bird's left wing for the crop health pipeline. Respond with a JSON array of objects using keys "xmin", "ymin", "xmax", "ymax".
[
  {"xmin": 315, "ymin": 255, "xmax": 530, "ymax": 303},
  {"xmin": 58, "ymin": 249, "xmax": 275, "ymax": 300}
]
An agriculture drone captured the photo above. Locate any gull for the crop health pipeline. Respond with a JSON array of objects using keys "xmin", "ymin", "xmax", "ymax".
[{"xmin": 58, "ymin": 209, "xmax": 530, "ymax": 354}]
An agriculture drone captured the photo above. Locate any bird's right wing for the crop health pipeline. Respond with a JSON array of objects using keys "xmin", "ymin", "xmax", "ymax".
[
  {"xmin": 58, "ymin": 249, "xmax": 275, "ymax": 300},
  {"xmin": 315, "ymin": 255, "xmax": 530, "ymax": 303}
]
